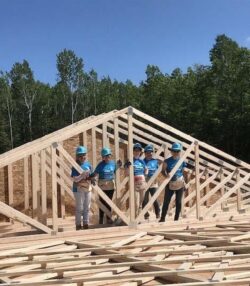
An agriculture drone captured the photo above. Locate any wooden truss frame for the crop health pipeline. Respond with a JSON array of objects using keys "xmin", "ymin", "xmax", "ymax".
[{"xmin": 0, "ymin": 106, "xmax": 250, "ymax": 233}]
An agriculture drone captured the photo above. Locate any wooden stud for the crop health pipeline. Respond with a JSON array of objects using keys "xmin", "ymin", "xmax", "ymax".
[
  {"xmin": 23, "ymin": 156, "xmax": 29, "ymax": 213},
  {"xmin": 91, "ymin": 127, "xmax": 97, "ymax": 168},
  {"xmin": 114, "ymin": 117, "xmax": 121, "ymax": 204},
  {"xmin": 31, "ymin": 154, "xmax": 39, "ymax": 220},
  {"xmin": 194, "ymin": 141, "xmax": 201, "ymax": 219},
  {"xmin": 40, "ymin": 149, "xmax": 47, "ymax": 225},
  {"xmin": 102, "ymin": 122, "xmax": 108, "ymax": 147},
  {"xmin": 51, "ymin": 143, "xmax": 58, "ymax": 232},
  {"xmin": 127, "ymin": 107, "xmax": 135, "ymax": 224}
]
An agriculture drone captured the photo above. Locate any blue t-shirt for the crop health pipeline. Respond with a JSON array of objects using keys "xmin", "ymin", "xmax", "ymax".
[
  {"xmin": 144, "ymin": 158, "xmax": 158, "ymax": 178},
  {"xmin": 94, "ymin": 160, "xmax": 117, "ymax": 180},
  {"xmin": 71, "ymin": 161, "xmax": 92, "ymax": 192},
  {"xmin": 133, "ymin": 158, "xmax": 146, "ymax": 176},
  {"xmin": 164, "ymin": 157, "xmax": 187, "ymax": 181}
]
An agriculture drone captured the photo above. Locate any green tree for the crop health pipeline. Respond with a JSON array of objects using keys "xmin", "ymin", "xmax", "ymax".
[
  {"xmin": 0, "ymin": 72, "xmax": 14, "ymax": 148},
  {"xmin": 56, "ymin": 49, "xmax": 84, "ymax": 123},
  {"xmin": 9, "ymin": 60, "xmax": 37, "ymax": 142}
]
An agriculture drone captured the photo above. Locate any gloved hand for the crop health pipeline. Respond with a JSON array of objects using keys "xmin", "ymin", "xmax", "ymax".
[
  {"xmin": 124, "ymin": 160, "xmax": 132, "ymax": 168},
  {"xmin": 91, "ymin": 178, "xmax": 97, "ymax": 186},
  {"xmin": 117, "ymin": 159, "xmax": 122, "ymax": 168}
]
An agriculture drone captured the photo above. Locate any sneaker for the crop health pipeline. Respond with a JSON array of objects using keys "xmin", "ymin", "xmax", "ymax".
[
  {"xmin": 76, "ymin": 225, "xmax": 81, "ymax": 231},
  {"xmin": 83, "ymin": 224, "xmax": 89, "ymax": 229},
  {"xmin": 107, "ymin": 218, "xmax": 113, "ymax": 224}
]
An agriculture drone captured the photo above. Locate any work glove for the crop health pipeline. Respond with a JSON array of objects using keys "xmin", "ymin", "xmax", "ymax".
[{"xmin": 124, "ymin": 160, "xmax": 132, "ymax": 168}]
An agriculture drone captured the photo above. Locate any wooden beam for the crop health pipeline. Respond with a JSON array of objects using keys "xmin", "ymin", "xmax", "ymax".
[
  {"xmin": 114, "ymin": 117, "xmax": 121, "ymax": 202},
  {"xmin": 0, "ymin": 201, "xmax": 52, "ymax": 234},
  {"xmin": 127, "ymin": 107, "xmax": 135, "ymax": 224},
  {"xmin": 91, "ymin": 127, "xmax": 97, "ymax": 168},
  {"xmin": 23, "ymin": 156, "xmax": 29, "ymax": 212},
  {"xmin": 40, "ymin": 149, "xmax": 47, "ymax": 225},
  {"xmin": 51, "ymin": 144, "xmax": 58, "ymax": 232},
  {"xmin": 194, "ymin": 141, "xmax": 201, "ymax": 219}
]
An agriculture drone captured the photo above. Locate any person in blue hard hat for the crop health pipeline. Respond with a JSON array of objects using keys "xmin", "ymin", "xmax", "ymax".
[
  {"xmin": 125, "ymin": 143, "xmax": 148, "ymax": 215},
  {"xmin": 91, "ymin": 147, "xmax": 122, "ymax": 224},
  {"xmin": 142, "ymin": 144, "xmax": 161, "ymax": 220},
  {"xmin": 159, "ymin": 142, "xmax": 187, "ymax": 222},
  {"xmin": 71, "ymin": 146, "xmax": 92, "ymax": 230}
]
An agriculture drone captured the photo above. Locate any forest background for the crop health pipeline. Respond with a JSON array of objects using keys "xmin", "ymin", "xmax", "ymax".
[{"xmin": 1, "ymin": 34, "xmax": 250, "ymax": 162}]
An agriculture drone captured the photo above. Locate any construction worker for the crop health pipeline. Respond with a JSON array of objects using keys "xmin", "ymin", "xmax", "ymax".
[
  {"xmin": 125, "ymin": 143, "xmax": 148, "ymax": 215},
  {"xmin": 142, "ymin": 144, "xmax": 161, "ymax": 220},
  {"xmin": 159, "ymin": 142, "xmax": 187, "ymax": 222},
  {"xmin": 71, "ymin": 146, "xmax": 92, "ymax": 230},
  {"xmin": 91, "ymin": 147, "xmax": 121, "ymax": 225}
]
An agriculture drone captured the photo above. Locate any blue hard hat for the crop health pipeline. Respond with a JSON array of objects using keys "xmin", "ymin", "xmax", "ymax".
[
  {"xmin": 133, "ymin": 143, "xmax": 142, "ymax": 150},
  {"xmin": 101, "ymin": 147, "xmax": 112, "ymax": 157},
  {"xmin": 76, "ymin": 146, "xmax": 87, "ymax": 155},
  {"xmin": 144, "ymin": 144, "xmax": 154, "ymax": 152},
  {"xmin": 170, "ymin": 142, "xmax": 182, "ymax": 152}
]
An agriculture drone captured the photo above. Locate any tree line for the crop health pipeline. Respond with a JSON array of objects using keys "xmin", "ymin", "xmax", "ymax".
[{"xmin": 0, "ymin": 34, "xmax": 250, "ymax": 162}]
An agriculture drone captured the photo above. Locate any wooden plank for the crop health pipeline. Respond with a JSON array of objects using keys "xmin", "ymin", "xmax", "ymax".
[
  {"xmin": 79, "ymin": 131, "xmax": 88, "ymax": 147},
  {"xmin": 51, "ymin": 144, "xmax": 58, "ymax": 232},
  {"xmin": 7, "ymin": 164, "xmax": 14, "ymax": 207},
  {"xmin": 23, "ymin": 156, "xmax": 29, "ymax": 212},
  {"xmin": 2, "ymin": 265, "xmax": 250, "ymax": 285},
  {"xmin": 114, "ymin": 117, "xmax": 121, "ymax": 202},
  {"xmin": 111, "ymin": 232, "xmax": 147, "ymax": 247},
  {"xmin": 40, "ymin": 149, "xmax": 47, "ymax": 225},
  {"xmin": 194, "ymin": 141, "xmax": 201, "ymax": 219},
  {"xmin": 102, "ymin": 122, "xmax": 108, "ymax": 147},
  {"xmin": 127, "ymin": 107, "xmax": 135, "ymax": 224},
  {"xmin": 91, "ymin": 127, "xmax": 97, "ymax": 168},
  {"xmin": 93, "ymin": 185, "xmax": 129, "ymax": 225},
  {"xmin": 0, "ymin": 201, "xmax": 52, "ymax": 234},
  {"xmin": 236, "ymin": 169, "xmax": 242, "ymax": 211},
  {"xmin": 31, "ymin": 154, "xmax": 39, "ymax": 220},
  {"xmin": 57, "ymin": 149, "xmax": 65, "ymax": 219}
]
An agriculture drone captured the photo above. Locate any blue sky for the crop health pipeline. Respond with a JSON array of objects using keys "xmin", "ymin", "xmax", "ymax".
[{"xmin": 1, "ymin": 0, "xmax": 250, "ymax": 85}]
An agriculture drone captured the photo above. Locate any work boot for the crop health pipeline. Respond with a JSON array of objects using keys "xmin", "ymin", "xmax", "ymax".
[{"xmin": 76, "ymin": 225, "xmax": 81, "ymax": 231}]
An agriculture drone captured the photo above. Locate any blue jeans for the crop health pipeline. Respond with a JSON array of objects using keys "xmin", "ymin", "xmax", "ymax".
[{"xmin": 74, "ymin": 190, "xmax": 91, "ymax": 225}]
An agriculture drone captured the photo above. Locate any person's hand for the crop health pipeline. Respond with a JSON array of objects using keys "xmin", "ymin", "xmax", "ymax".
[
  {"xmin": 91, "ymin": 178, "xmax": 96, "ymax": 186},
  {"xmin": 124, "ymin": 160, "xmax": 132, "ymax": 168},
  {"xmin": 117, "ymin": 159, "xmax": 122, "ymax": 168}
]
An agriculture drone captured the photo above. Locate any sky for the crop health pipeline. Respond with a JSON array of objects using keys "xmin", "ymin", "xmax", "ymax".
[{"xmin": 1, "ymin": 0, "xmax": 250, "ymax": 86}]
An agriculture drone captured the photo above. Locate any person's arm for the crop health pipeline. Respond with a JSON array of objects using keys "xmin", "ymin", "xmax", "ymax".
[
  {"xmin": 182, "ymin": 162, "xmax": 188, "ymax": 182},
  {"xmin": 143, "ymin": 161, "xmax": 148, "ymax": 176},
  {"xmin": 162, "ymin": 161, "xmax": 168, "ymax": 177},
  {"xmin": 72, "ymin": 168, "xmax": 91, "ymax": 183}
]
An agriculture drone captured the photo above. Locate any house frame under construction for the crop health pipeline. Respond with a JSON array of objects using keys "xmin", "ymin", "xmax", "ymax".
[{"xmin": 0, "ymin": 106, "xmax": 250, "ymax": 285}]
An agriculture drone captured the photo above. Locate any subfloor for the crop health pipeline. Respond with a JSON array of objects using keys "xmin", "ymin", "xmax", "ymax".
[{"xmin": 1, "ymin": 214, "xmax": 250, "ymax": 285}]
